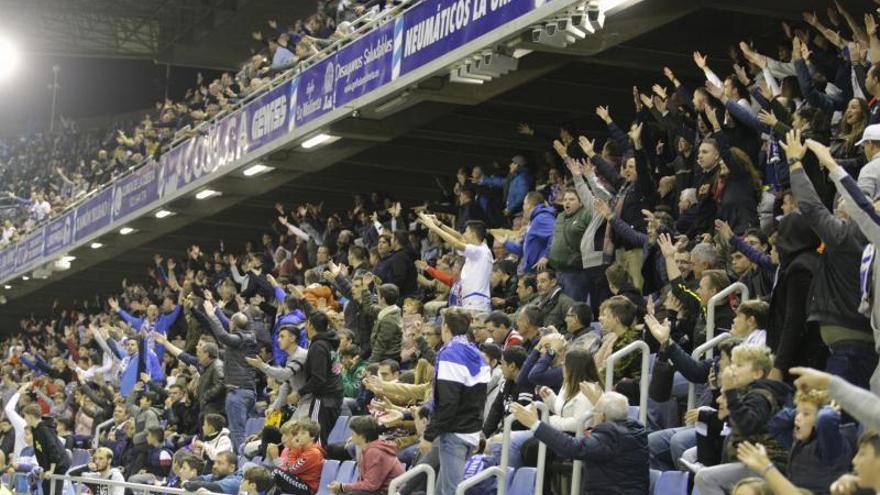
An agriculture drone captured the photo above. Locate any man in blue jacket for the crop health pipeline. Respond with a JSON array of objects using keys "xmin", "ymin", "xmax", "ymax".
[
  {"xmin": 503, "ymin": 191, "xmax": 556, "ymax": 274},
  {"xmin": 182, "ymin": 451, "xmax": 242, "ymax": 494},
  {"xmin": 512, "ymin": 390, "xmax": 648, "ymax": 495},
  {"xmin": 476, "ymin": 154, "xmax": 533, "ymax": 217}
]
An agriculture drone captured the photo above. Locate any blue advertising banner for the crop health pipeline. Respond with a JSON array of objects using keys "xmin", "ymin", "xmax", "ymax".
[
  {"xmin": 335, "ymin": 21, "xmax": 396, "ymax": 107},
  {"xmin": 395, "ymin": 0, "xmax": 536, "ymax": 76},
  {"xmin": 74, "ymin": 188, "xmax": 114, "ymax": 242},
  {"xmin": 112, "ymin": 160, "xmax": 160, "ymax": 221},
  {"xmin": 0, "ymin": 247, "xmax": 15, "ymax": 280},
  {"xmin": 44, "ymin": 212, "xmax": 75, "ymax": 257},
  {"xmin": 291, "ymin": 55, "xmax": 338, "ymax": 128},
  {"xmin": 15, "ymin": 227, "xmax": 45, "ymax": 271},
  {"xmin": 159, "ymin": 110, "xmax": 247, "ymax": 199},
  {"xmin": 246, "ymin": 83, "xmax": 292, "ymax": 153}
]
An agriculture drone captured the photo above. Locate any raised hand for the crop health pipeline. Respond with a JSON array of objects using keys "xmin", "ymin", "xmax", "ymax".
[
  {"xmin": 577, "ymin": 136, "xmax": 596, "ymax": 157},
  {"xmin": 780, "ymin": 129, "xmax": 806, "ymax": 162},
  {"xmin": 595, "ymin": 105, "xmax": 612, "ymax": 124},
  {"xmin": 656, "ymin": 233, "xmax": 676, "ymax": 258},
  {"xmin": 108, "ymin": 297, "xmax": 120, "ymax": 312},
  {"xmin": 805, "ymin": 139, "xmax": 839, "ymax": 171},
  {"xmin": 693, "ymin": 51, "xmax": 708, "ymax": 69},
  {"xmin": 757, "ymin": 109, "xmax": 779, "ymax": 128},
  {"xmin": 714, "ymin": 219, "xmax": 734, "ymax": 242},
  {"xmin": 566, "ymin": 158, "xmax": 584, "ymax": 177},
  {"xmin": 628, "ymin": 122, "xmax": 644, "ymax": 147},
  {"xmin": 638, "ymin": 93, "xmax": 654, "ymax": 109},
  {"xmin": 652, "ymin": 84, "xmax": 668, "ymax": 100},
  {"xmin": 516, "ymin": 122, "xmax": 535, "ymax": 136},
  {"xmin": 644, "ymin": 313, "xmax": 671, "ymax": 345},
  {"xmin": 579, "ymin": 381, "xmax": 603, "ymax": 404},
  {"xmin": 552, "ymin": 140, "xmax": 569, "ymax": 159}
]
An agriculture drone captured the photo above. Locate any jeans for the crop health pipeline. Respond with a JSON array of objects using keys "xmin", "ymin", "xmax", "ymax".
[
  {"xmin": 825, "ymin": 340, "xmax": 879, "ymax": 392},
  {"xmin": 226, "ymin": 388, "xmax": 256, "ymax": 454},
  {"xmin": 648, "ymin": 426, "xmax": 696, "ymax": 471},
  {"xmin": 558, "ymin": 269, "xmax": 591, "ymax": 303},
  {"xmin": 486, "ymin": 430, "xmax": 533, "ymax": 469},
  {"xmin": 435, "ymin": 434, "xmax": 471, "ymax": 495}
]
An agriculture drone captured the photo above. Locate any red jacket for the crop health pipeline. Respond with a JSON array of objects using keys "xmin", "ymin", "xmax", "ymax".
[
  {"xmin": 279, "ymin": 443, "xmax": 326, "ymax": 494},
  {"xmin": 342, "ymin": 440, "xmax": 404, "ymax": 493}
]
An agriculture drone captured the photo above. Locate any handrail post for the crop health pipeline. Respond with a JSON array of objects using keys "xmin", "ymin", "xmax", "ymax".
[
  {"xmin": 705, "ymin": 282, "xmax": 748, "ymax": 354},
  {"xmin": 603, "ymin": 340, "xmax": 650, "ymax": 424},
  {"xmin": 47, "ymin": 474, "xmax": 227, "ymax": 495},
  {"xmin": 532, "ymin": 401, "xmax": 550, "ymax": 495},
  {"xmin": 388, "ymin": 463, "xmax": 436, "ymax": 495},
  {"xmin": 93, "ymin": 418, "xmax": 115, "ymax": 449},
  {"xmin": 686, "ymin": 332, "xmax": 731, "ymax": 410},
  {"xmin": 569, "ymin": 412, "xmax": 593, "ymax": 495}
]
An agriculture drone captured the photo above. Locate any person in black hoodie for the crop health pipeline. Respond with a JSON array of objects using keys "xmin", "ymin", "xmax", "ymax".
[
  {"xmin": 512, "ymin": 390, "xmax": 648, "ymax": 495},
  {"xmin": 292, "ymin": 311, "xmax": 343, "ymax": 445},
  {"xmin": 22, "ymin": 403, "xmax": 70, "ymax": 495},
  {"xmin": 766, "ymin": 211, "xmax": 825, "ymax": 382},
  {"xmin": 482, "ymin": 346, "xmax": 532, "ymax": 440}
]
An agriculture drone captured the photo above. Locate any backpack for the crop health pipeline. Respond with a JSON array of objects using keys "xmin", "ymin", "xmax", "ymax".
[{"xmin": 462, "ymin": 454, "xmax": 498, "ymax": 495}]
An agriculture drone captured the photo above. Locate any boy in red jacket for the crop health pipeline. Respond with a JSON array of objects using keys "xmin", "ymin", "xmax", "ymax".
[
  {"xmin": 273, "ymin": 419, "xmax": 326, "ymax": 495},
  {"xmin": 328, "ymin": 416, "xmax": 404, "ymax": 495}
]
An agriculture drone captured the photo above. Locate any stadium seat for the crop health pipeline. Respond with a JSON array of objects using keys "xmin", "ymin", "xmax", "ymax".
[
  {"xmin": 654, "ymin": 471, "xmax": 689, "ymax": 495},
  {"xmin": 327, "ymin": 416, "xmax": 352, "ymax": 445},
  {"xmin": 507, "ymin": 467, "xmax": 537, "ymax": 495},
  {"xmin": 245, "ymin": 417, "xmax": 265, "ymax": 437},
  {"xmin": 504, "ymin": 467, "xmax": 515, "ymax": 492},
  {"xmin": 315, "ymin": 459, "xmax": 341, "ymax": 495},
  {"xmin": 650, "ymin": 468, "xmax": 660, "ymax": 494},
  {"xmin": 70, "ymin": 448, "xmax": 91, "ymax": 467},
  {"xmin": 337, "ymin": 460, "xmax": 357, "ymax": 483},
  {"xmin": 628, "ymin": 406, "xmax": 640, "ymax": 421}
]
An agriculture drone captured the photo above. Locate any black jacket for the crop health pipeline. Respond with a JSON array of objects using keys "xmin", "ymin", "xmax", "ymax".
[
  {"xmin": 373, "ymin": 250, "xmax": 418, "ymax": 296},
  {"xmin": 791, "ymin": 168, "xmax": 871, "ymax": 332},
  {"xmin": 198, "ymin": 358, "xmax": 226, "ymax": 416},
  {"xmin": 33, "ymin": 417, "xmax": 70, "ymax": 471},
  {"xmin": 299, "ymin": 331, "xmax": 343, "ymax": 402},
  {"xmin": 769, "ymin": 212, "xmax": 824, "ymax": 374},
  {"xmin": 482, "ymin": 378, "xmax": 534, "ymax": 437},
  {"xmin": 534, "ymin": 418, "xmax": 648, "ymax": 495}
]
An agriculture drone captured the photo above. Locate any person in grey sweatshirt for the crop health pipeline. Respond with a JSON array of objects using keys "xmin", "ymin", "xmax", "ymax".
[
  {"xmin": 245, "ymin": 324, "xmax": 308, "ymax": 416},
  {"xmin": 805, "ymin": 137, "xmax": 880, "ymax": 394}
]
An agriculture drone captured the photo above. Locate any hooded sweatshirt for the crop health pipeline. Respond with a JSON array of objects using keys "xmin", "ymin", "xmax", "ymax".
[
  {"xmin": 32, "ymin": 416, "xmax": 70, "ymax": 472},
  {"xmin": 342, "ymin": 440, "xmax": 405, "ymax": 494},
  {"xmin": 299, "ymin": 331, "xmax": 343, "ymax": 401},
  {"xmin": 504, "ymin": 203, "xmax": 556, "ymax": 274}
]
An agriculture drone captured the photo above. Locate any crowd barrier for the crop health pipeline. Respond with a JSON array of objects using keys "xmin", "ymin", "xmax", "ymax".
[
  {"xmin": 387, "ymin": 463, "xmax": 436, "ymax": 495},
  {"xmin": 45, "ymin": 473, "xmax": 226, "ymax": 495},
  {"xmin": 686, "ymin": 332, "xmax": 731, "ymax": 411},
  {"xmin": 705, "ymin": 282, "xmax": 749, "ymax": 350}
]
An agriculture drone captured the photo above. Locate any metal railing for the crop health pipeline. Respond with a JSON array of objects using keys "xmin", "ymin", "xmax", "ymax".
[
  {"xmin": 604, "ymin": 340, "xmax": 650, "ymax": 424},
  {"xmin": 686, "ymin": 332, "xmax": 731, "ymax": 411},
  {"xmin": 388, "ymin": 463, "xmax": 436, "ymax": 495},
  {"xmin": 705, "ymin": 282, "xmax": 749, "ymax": 350},
  {"xmin": 569, "ymin": 411, "xmax": 594, "ymax": 495},
  {"xmin": 47, "ymin": 473, "xmax": 226, "ymax": 495},
  {"xmin": 92, "ymin": 418, "xmax": 115, "ymax": 449},
  {"xmin": 532, "ymin": 401, "xmax": 550, "ymax": 495},
  {"xmin": 455, "ymin": 414, "xmax": 515, "ymax": 495}
]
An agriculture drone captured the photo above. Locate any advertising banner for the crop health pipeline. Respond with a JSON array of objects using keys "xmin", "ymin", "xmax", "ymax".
[
  {"xmin": 74, "ymin": 188, "xmax": 114, "ymax": 242},
  {"xmin": 43, "ymin": 212, "xmax": 75, "ymax": 258}
]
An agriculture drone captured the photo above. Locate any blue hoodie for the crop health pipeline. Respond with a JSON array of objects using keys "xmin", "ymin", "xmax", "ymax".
[
  {"xmin": 272, "ymin": 287, "xmax": 308, "ymax": 365},
  {"xmin": 504, "ymin": 203, "xmax": 556, "ymax": 273}
]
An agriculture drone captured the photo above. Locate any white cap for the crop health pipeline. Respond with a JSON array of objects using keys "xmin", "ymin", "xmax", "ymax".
[{"xmin": 857, "ymin": 124, "xmax": 880, "ymax": 145}]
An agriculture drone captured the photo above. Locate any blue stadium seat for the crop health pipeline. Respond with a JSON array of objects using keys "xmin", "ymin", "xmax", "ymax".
[
  {"xmin": 70, "ymin": 448, "xmax": 91, "ymax": 467},
  {"xmin": 650, "ymin": 469, "xmax": 661, "ymax": 494},
  {"xmin": 692, "ymin": 486, "xmax": 700, "ymax": 495},
  {"xmin": 504, "ymin": 467, "xmax": 515, "ymax": 492},
  {"xmin": 327, "ymin": 416, "xmax": 352, "ymax": 445},
  {"xmin": 507, "ymin": 467, "xmax": 537, "ymax": 495},
  {"xmin": 337, "ymin": 460, "xmax": 357, "ymax": 484},
  {"xmin": 315, "ymin": 459, "xmax": 341, "ymax": 495},
  {"xmin": 628, "ymin": 406, "xmax": 640, "ymax": 421},
  {"xmin": 245, "ymin": 417, "xmax": 265, "ymax": 437},
  {"xmin": 654, "ymin": 471, "xmax": 688, "ymax": 495}
]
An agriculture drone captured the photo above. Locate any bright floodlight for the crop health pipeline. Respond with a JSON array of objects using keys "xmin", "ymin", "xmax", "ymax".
[{"xmin": 0, "ymin": 38, "xmax": 19, "ymax": 81}]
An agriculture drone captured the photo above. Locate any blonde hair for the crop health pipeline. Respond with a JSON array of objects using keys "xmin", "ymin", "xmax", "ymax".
[
  {"xmin": 732, "ymin": 478, "xmax": 771, "ymax": 495},
  {"xmin": 794, "ymin": 389, "xmax": 830, "ymax": 408},
  {"xmin": 731, "ymin": 344, "xmax": 773, "ymax": 377}
]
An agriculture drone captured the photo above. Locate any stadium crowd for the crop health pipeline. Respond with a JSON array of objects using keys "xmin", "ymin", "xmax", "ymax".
[
  {"xmin": 7, "ymin": 2, "xmax": 880, "ymax": 495},
  {"xmin": 0, "ymin": 0, "xmax": 400, "ymax": 247}
]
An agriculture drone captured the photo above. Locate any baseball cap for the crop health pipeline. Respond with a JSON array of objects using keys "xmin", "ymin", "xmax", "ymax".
[{"xmin": 856, "ymin": 124, "xmax": 880, "ymax": 145}]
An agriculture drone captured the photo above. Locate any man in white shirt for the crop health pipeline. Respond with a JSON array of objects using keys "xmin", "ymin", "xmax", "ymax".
[
  {"xmin": 417, "ymin": 213, "xmax": 494, "ymax": 312},
  {"xmin": 730, "ymin": 300, "xmax": 768, "ymax": 347}
]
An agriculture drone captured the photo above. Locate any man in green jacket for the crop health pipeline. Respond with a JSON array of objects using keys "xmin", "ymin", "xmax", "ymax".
[
  {"xmin": 535, "ymin": 269, "xmax": 575, "ymax": 331},
  {"xmin": 548, "ymin": 188, "xmax": 591, "ymax": 301},
  {"xmin": 361, "ymin": 274, "xmax": 403, "ymax": 363}
]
